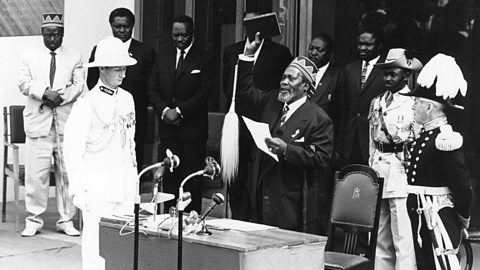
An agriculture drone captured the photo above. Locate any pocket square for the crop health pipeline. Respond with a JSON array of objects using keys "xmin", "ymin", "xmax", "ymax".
[
  {"xmin": 191, "ymin": 69, "xmax": 201, "ymax": 74},
  {"xmin": 291, "ymin": 129, "xmax": 300, "ymax": 138},
  {"xmin": 294, "ymin": 137, "xmax": 305, "ymax": 143}
]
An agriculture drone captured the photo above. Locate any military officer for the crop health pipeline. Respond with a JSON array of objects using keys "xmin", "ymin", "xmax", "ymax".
[
  {"xmin": 403, "ymin": 53, "xmax": 473, "ymax": 270},
  {"xmin": 369, "ymin": 48, "xmax": 422, "ymax": 270},
  {"xmin": 63, "ymin": 36, "xmax": 137, "ymax": 270}
]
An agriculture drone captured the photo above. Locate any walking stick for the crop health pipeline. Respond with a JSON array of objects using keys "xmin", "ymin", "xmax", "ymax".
[{"xmin": 53, "ymin": 108, "xmax": 69, "ymax": 215}]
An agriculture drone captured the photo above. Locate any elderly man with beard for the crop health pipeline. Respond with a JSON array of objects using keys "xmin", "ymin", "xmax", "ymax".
[
  {"xmin": 235, "ymin": 33, "xmax": 333, "ymax": 233},
  {"xmin": 369, "ymin": 48, "xmax": 423, "ymax": 270}
]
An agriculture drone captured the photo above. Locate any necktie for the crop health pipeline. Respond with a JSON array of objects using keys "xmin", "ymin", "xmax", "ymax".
[
  {"xmin": 360, "ymin": 61, "xmax": 369, "ymax": 88},
  {"xmin": 279, "ymin": 105, "xmax": 289, "ymax": 126},
  {"xmin": 49, "ymin": 51, "xmax": 56, "ymax": 89},
  {"xmin": 385, "ymin": 91, "xmax": 393, "ymax": 108},
  {"xmin": 176, "ymin": 50, "xmax": 185, "ymax": 70}
]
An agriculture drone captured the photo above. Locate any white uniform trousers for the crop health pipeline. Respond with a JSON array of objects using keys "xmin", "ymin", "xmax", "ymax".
[
  {"xmin": 81, "ymin": 201, "xmax": 129, "ymax": 270},
  {"xmin": 25, "ymin": 126, "xmax": 76, "ymax": 228},
  {"xmin": 375, "ymin": 197, "xmax": 417, "ymax": 270}
]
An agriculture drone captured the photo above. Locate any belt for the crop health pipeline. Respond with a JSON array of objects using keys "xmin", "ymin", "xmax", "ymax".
[
  {"xmin": 407, "ymin": 185, "xmax": 451, "ymax": 195},
  {"xmin": 374, "ymin": 141, "xmax": 403, "ymax": 153}
]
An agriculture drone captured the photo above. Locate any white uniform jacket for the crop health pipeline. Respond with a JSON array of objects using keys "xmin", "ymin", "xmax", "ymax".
[
  {"xmin": 18, "ymin": 45, "xmax": 85, "ymax": 138},
  {"xmin": 63, "ymin": 83, "xmax": 137, "ymax": 205},
  {"xmin": 369, "ymin": 86, "xmax": 415, "ymax": 198}
]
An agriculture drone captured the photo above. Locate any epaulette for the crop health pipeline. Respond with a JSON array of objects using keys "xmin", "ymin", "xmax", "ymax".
[{"xmin": 435, "ymin": 124, "xmax": 463, "ymax": 151}]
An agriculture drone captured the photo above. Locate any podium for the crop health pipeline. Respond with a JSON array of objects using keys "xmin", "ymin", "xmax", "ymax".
[{"xmin": 99, "ymin": 217, "xmax": 326, "ymax": 270}]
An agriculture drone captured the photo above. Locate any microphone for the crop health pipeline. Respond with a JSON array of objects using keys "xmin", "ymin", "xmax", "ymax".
[
  {"xmin": 150, "ymin": 149, "xmax": 180, "ymax": 181},
  {"xmin": 196, "ymin": 193, "xmax": 224, "ymax": 224},
  {"xmin": 203, "ymin": 157, "xmax": 221, "ymax": 180},
  {"xmin": 166, "ymin": 149, "xmax": 180, "ymax": 172}
]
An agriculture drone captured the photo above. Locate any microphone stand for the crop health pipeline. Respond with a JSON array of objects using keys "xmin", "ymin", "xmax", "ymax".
[
  {"xmin": 133, "ymin": 162, "xmax": 167, "ymax": 270},
  {"xmin": 177, "ymin": 171, "xmax": 203, "ymax": 270}
]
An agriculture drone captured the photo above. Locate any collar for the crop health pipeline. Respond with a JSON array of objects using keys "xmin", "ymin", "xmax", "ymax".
[
  {"xmin": 123, "ymin": 38, "xmax": 132, "ymax": 51},
  {"xmin": 365, "ymin": 55, "xmax": 380, "ymax": 66},
  {"xmin": 44, "ymin": 46, "xmax": 62, "ymax": 55},
  {"xmin": 177, "ymin": 42, "xmax": 193, "ymax": 56},
  {"xmin": 423, "ymin": 116, "xmax": 448, "ymax": 131},
  {"xmin": 315, "ymin": 62, "xmax": 330, "ymax": 87},
  {"xmin": 97, "ymin": 82, "xmax": 118, "ymax": 96},
  {"xmin": 285, "ymin": 96, "xmax": 307, "ymax": 111}
]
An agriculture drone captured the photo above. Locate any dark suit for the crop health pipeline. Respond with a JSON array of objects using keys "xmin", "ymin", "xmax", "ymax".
[
  {"xmin": 310, "ymin": 64, "xmax": 344, "ymax": 136},
  {"xmin": 236, "ymin": 59, "xmax": 333, "ymax": 233},
  {"xmin": 222, "ymin": 40, "xmax": 292, "ymax": 221},
  {"xmin": 309, "ymin": 63, "xmax": 344, "ymax": 235},
  {"xmin": 148, "ymin": 43, "xmax": 214, "ymax": 212},
  {"xmin": 86, "ymin": 39, "xmax": 155, "ymax": 169},
  {"xmin": 338, "ymin": 57, "xmax": 385, "ymax": 165}
]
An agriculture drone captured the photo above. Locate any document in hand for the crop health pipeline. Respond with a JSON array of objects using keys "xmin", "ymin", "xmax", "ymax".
[
  {"xmin": 242, "ymin": 116, "xmax": 278, "ymax": 162},
  {"xmin": 243, "ymin": 12, "xmax": 281, "ymax": 41}
]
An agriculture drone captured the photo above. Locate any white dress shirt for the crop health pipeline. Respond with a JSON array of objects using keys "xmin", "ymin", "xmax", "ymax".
[{"xmin": 363, "ymin": 55, "xmax": 380, "ymax": 81}]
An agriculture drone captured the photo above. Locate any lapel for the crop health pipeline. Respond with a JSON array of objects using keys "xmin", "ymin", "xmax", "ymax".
[
  {"xmin": 361, "ymin": 65, "xmax": 379, "ymax": 92},
  {"xmin": 354, "ymin": 60, "xmax": 362, "ymax": 93},
  {"xmin": 257, "ymin": 100, "xmax": 309, "ymax": 185},
  {"xmin": 175, "ymin": 45, "xmax": 196, "ymax": 80},
  {"xmin": 254, "ymin": 40, "xmax": 268, "ymax": 72},
  {"xmin": 361, "ymin": 55, "xmax": 384, "ymax": 92},
  {"xmin": 312, "ymin": 65, "xmax": 334, "ymax": 104},
  {"xmin": 167, "ymin": 46, "xmax": 176, "ymax": 82}
]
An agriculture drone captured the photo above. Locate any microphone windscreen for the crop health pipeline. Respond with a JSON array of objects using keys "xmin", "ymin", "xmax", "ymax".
[
  {"xmin": 204, "ymin": 165, "xmax": 215, "ymax": 176},
  {"xmin": 212, "ymin": 193, "xmax": 225, "ymax": 205}
]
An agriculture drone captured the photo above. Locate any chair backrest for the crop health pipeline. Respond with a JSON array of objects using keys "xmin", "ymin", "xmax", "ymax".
[
  {"xmin": 203, "ymin": 112, "xmax": 226, "ymax": 191},
  {"xmin": 206, "ymin": 112, "xmax": 225, "ymax": 155},
  {"xmin": 327, "ymin": 164, "xmax": 384, "ymax": 261},
  {"xmin": 4, "ymin": 106, "xmax": 26, "ymax": 144}
]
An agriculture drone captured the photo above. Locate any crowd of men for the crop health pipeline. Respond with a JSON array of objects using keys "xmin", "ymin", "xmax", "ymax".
[{"xmin": 16, "ymin": 3, "xmax": 475, "ymax": 270}]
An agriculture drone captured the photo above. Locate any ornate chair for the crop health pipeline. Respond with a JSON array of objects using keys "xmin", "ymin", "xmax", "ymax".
[{"xmin": 324, "ymin": 164, "xmax": 384, "ymax": 270}]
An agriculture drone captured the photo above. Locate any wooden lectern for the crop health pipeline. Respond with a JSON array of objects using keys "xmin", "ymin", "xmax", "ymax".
[{"xmin": 99, "ymin": 217, "xmax": 326, "ymax": 270}]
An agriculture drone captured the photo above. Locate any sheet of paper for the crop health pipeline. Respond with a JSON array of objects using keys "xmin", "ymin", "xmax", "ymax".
[
  {"xmin": 242, "ymin": 116, "xmax": 278, "ymax": 161},
  {"xmin": 206, "ymin": 218, "xmax": 277, "ymax": 232}
]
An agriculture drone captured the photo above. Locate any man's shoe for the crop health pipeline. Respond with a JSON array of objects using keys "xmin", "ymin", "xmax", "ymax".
[
  {"xmin": 21, "ymin": 224, "xmax": 40, "ymax": 237},
  {"xmin": 56, "ymin": 223, "xmax": 81, "ymax": 236}
]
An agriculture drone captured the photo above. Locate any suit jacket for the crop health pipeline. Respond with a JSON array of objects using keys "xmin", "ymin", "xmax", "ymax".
[
  {"xmin": 310, "ymin": 64, "xmax": 344, "ymax": 135},
  {"xmin": 18, "ymin": 45, "xmax": 86, "ymax": 138},
  {"xmin": 338, "ymin": 56, "xmax": 385, "ymax": 163},
  {"xmin": 223, "ymin": 39, "xmax": 292, "ymax": 103},
  {"xmin": 236, "ymin": 59, "xmax": 333, "ymax": 232},
  {"xmin": 148, "ymin": 43, "xmax": 214, "ymax": 141}
]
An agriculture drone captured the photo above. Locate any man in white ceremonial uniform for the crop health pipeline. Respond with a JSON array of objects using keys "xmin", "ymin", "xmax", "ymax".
[
  {"xmin": 63, "ymin": 36, "xmax": 137, "ymax": 270},
  {"xmin": 369, "ymin": 48, "xmax": 423, "ymax": 270},
  {"xmin": 18, "ymin": 13, "xmax": 85, "ymax": 237}
]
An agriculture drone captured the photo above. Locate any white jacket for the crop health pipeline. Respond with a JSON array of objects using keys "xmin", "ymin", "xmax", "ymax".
[
  {"xmin": 18, "ymin": 45, "xmax": 85, "ymax": 137},
  {"xmin": 63, "ymin": 83, "xmax": 137, "ymax": 206}
]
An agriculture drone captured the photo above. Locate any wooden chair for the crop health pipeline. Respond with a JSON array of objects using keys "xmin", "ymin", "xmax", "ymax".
[
  {"xmin": 2, "ymin": 106, "xmax": 80, "ymax": 231},
  {"xmin": 324, "ymin": 164, "xmax": 384, "ymax": 270}
]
